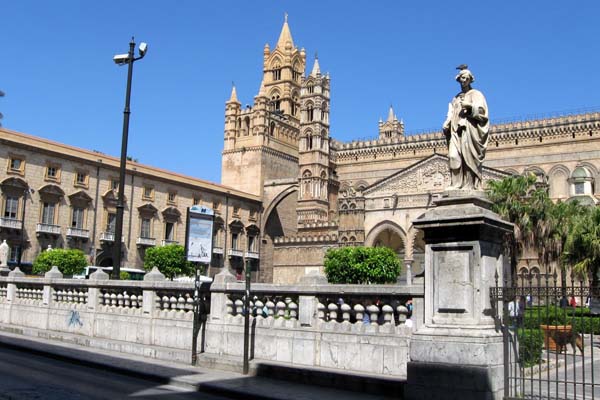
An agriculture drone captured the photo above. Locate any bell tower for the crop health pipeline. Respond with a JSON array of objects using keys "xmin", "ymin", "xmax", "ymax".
[
  {"xmin": 297, "ymin": 56, "xmax": 336, "ymax": 224},
  {"xmin": 221, "ymin": 16, "xmax": 306, "ymax": 196}
]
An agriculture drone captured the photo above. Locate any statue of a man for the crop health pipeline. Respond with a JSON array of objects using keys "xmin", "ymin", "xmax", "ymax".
[{"xmin": 442, "ymin": 65, "xmax": 489, "ymax": 190}]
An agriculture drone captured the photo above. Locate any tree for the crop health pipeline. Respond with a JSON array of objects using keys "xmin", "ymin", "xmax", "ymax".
[
  {"xmin": 487, "ymin": 174, "xmax": 540, "ymax": 274},
  {"xmin": 563, "ymin": 207, "xmax": 600, "ymax": 287},
  {"xmin": 143, "ymin": 244, "xmax": 193, "ymax": 280},
  {"xmin": 324, "ymin": 246, "xmax": 402, "ymax": 284},
  {"xmin": 32, "ymin": 248, "xmax": 87, "ymax": 276}
]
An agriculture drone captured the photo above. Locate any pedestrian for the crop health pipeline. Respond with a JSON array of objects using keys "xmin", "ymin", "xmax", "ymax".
[
  {"xmin": 406, "ymin": 299, "xmax": 414, "ymax": 318},
  {"xmin": 526, "ymin": 293, "xmax": 532, "ymax": 307},
  {"xmin": 570, "ymin": 296, "xmax": 577, "ymax": 308},
  {"xmin": 517, "ymin": 296, "xmax": 525, "ymax": 328},
  {"xmin": 508, "ymin": 297, "xmax": 518, "ymax": 328},
  {"xmin": 559, "ymin": 296, "xmax": 568, "ymax": 308}
]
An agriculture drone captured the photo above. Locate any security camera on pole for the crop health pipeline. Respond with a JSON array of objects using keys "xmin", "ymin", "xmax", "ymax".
[{"xmin": 112, "ymin": 38, "xmax": 147, "ymax": 280}]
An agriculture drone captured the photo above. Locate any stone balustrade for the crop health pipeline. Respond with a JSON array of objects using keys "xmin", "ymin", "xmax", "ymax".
[{"xmin": 0, "ymin": 268, "xmax": 424, "ymax": 377}]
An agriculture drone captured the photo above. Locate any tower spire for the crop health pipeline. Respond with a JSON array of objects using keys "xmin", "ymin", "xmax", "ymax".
[
  {"xmin": 276, "ymin": 13, "xmax": 294, "ymax": 50},
  {"xmin": 310, "ymin": 53, "xmax": 321, "ymax": 76},
  {"xmin": 387, "ymin": 104, "xmax": 395, "ymax": 122},
  {"xmin": 228, "ymin": 83, "xmax": 239, "ymax": 103}
]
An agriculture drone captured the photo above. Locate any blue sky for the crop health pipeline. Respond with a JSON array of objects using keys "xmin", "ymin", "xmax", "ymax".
[{"xmin": 2, "ymin": 1, "xmax": 600, "ymax": 184}]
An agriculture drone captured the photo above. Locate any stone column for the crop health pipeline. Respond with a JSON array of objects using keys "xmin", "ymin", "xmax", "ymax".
[
  {"xmin": 297, "ymin": 271, "xmax": 327, "ymax": 327},
  {"xmin": 43, "ymin": 266, "xmax": 63, "ymax": 306},
  {"xmin": 405, "ymin": 192, "xmax": 512, "ymax": 400},
  {"xmin": 209, "ymin": 270, "xmax": 237, "ymax": 321},
  {"xmin": 142, "ymin": 267, "xmax": 165, "ymax": 315}
]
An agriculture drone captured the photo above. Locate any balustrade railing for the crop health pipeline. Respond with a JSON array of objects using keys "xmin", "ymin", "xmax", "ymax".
[
  {"xmin": 16, "ymin": 284, "xmax": 44, "ymax": 303},
  {"xmin": 99, "ymin": 288, "xmax": 142, "ymax": 310}
]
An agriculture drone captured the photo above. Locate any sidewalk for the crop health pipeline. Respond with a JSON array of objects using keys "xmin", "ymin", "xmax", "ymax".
[{"xmin": 0, "ymin": 329, "xmax": 399, "ymax": 400}]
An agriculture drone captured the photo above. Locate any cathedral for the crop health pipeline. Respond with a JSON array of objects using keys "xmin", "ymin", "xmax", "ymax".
[{"xmin": 221, "ymin": 17, "xmax": 600, "ymax": 284}]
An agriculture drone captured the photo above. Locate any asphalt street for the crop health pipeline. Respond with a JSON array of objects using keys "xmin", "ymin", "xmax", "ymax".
[{"xmin": 0, "ymin": 345, "xmax": 230, "ymax": 400}]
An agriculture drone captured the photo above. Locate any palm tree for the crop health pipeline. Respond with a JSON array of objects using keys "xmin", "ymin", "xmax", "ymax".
[
  {"xmin": 563, "ymin": 206, "xmax": 600, "ymax": 287},
  {"xmin": 487, "ymin": 174, "xmax": 539, "ymax": 276}
]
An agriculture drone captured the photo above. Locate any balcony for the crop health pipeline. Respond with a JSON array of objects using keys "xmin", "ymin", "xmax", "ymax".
[
  {"xmin": 245, "ymin": 251, "xmax": 260, "ymax": 260},
  {"xmin": 136, "ymin": 237, "xmax": 156, "ymax": 247},
  {"xmin": 0, "ymin": 217, "xmax": 22, "ymax": 230},
  {"xmin": 161, "ymin": 239, "xmax": 179, "ymax": 246},
  {"xmin": 99, "ymin": 232, "xmax": 125, "ymax": 243},
  {"xmin": 228, "ymin": 248, "xmax": 244, "ymax": 258},
  {"xmin": 36, "ymin": 223, "xmax": 61, "ymax": 236},
  {"xmin": 67, "ymin": 227, "xmax": 90, "ymax": 240},
  {"xmin": 212, "ymin": 247, "xmax": 224, "ymax": 255}
]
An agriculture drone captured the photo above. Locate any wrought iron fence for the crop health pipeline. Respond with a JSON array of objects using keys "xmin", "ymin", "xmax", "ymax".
[{"xmin": 491, "ymin": 272, "xmax": 600, "ymax": 400}]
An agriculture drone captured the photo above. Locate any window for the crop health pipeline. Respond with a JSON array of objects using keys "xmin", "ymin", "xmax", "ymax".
[
  {"xmin": 142, "ymin": 185, "xmax": 154, "ymax": 200},
  {"xmin": 140, "ymin": 218, "xmax": 152, "ymax": 238},
  {"xmin": 106, "ymin": 212, "xmax": 116, "ymax": 233},
  {"xmin": 249, "ymin": 209, "xmax": 257, "ymax": 221},
  {"xmin": 75, "ymin": 172, "xmax": 88, "ymax": 187},
  {"xmin": 213, "ymin": 229, "xmax": 220, "ymax": 247},
  {"xmin": 165, "ymin": 222, "xmax": 175, "ymax": 240},
  {"xmin": 248, "ymin": 235, "xmax": 256, "ymax": 252},
  {"xmin": 272, "ymin": 68, "xmax": 281, "ymax": 80},
  {"xmin": 111, "ymin": 179, "xmax": 119, "ymax": 191},
  {"xmin": 9, "ymin": 245, "xmax": 20, "ymax": 263},
  {"xmin": 193, "ymin": 197, "xmax": 201, "ymax": 206},
  {"xmin": 233, "ymin": 206, "xmax": 240, "ymax": 217},
  {"xmin": 45, "ymin": 165, "xmax": 60, "ymax": 181},
  {"xmin": 167, "ymin": 192, "xmax": 176, "ymax": 204},
  {"xmin": 4, "ymin": 196, "xmax": 19, "ymax": 219},
  {"xmin": 41, "ymin": 202, "xmax": 56, "ymax": 225},
  {"xmin": 231, "ymin": 233, "xmax": 239, "ymax": 250},
  {"xmin": 71, "ymin": 207, "xmax": 84, "ymax": 229},
  {"xmin": 8, "ymin": 157, "xmax": 24, "ymax": 174},
  {"xmin": 575, "ymin": 182, "xmax": 585, "ymax": 195},
  {"xmin": 213, "ymin": 201, "xmax": 221, "ymax": 213}
]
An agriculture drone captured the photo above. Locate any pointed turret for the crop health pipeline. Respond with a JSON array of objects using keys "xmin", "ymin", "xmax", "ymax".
[
  {"xmin": 379, "ymin": 104, "xmax": 404, "ymax": 139},
  {"xmin": 276, "ymin": 13, "xmax": 294, "ymax": 50},
  {"xmin": 387, "ymin": 105, "xmax": 395, "ymax": 122},
  {"xmin": 310, "ymin": 54, "xmax": 321, "ymax": 77},
  {"xmin": 228, "ymin": 84, "xmax": 240, "ymax": 104}
]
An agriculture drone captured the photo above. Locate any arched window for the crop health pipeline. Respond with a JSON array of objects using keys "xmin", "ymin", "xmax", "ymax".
[
  {"xmin": 307, "ymin": 105, "xmax": 314, "ymax": 122},
  {"xmin": 243, "ymin": 116, "xmax": 250, "ymax": 136},
  {"xmin": 269, "ymin": 122, "xmax": 275, "ymax": 136}
]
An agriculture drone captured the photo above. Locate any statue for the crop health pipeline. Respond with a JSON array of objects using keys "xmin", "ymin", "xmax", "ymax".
[
  {"xmin": 442, "ymin": 65, "xmax": 489, "ymax": 190},
  {"xmin": 0, "ymin": 240, "xmax": 9, "ymax": 267}
]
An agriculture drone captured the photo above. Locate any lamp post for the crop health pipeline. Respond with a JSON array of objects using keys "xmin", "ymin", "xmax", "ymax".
[
  {"xmin": 17, "ymin": 188, "xmax": 33, "ymax": 271},
  {"xmin": 112, "ymin": 38, "xmax": 147, "ymax": 280}
]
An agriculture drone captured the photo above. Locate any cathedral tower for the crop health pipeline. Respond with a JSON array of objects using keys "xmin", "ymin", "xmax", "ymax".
[
  {"xmin": 378, "ymin": 105, "xmax": 404, "ymax": 139},
  {"xmin": 221, "ymin": 16, "xmax": 306, "ymax": 196},
  {"xmin": 297, "ymin": 56, "xmax": 336, "ymax": 224}
]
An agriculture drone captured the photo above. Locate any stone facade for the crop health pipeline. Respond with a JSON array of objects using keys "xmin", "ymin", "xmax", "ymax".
[
  {"xmin": 221, "ymin": 18, "xmax": 600, "ymax": 284},
  {"xmin": 0, "ymin": 128, "xmax": 262, "ymax": 276}
]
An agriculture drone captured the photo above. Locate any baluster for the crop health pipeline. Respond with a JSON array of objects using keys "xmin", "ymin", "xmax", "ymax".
[
  {"xmin": 288, "ymin": 301, "xmax": 298, "ymax": 319},
  {"xmin": 169, "ymin": 296, "xmax": 177, "ymax": 311},
  {"xmin": 396, "ymin": 305, "xmax": 409, "ymax": 323},
  {"xmin": 130, "ymin": 294, "xmax": 138, "ymax": 308},
  {"xmin": 103, "ymin": 292, "xmax": 111, "ymax": 306},
  {"xmin": 327, "ymin": 303, "xmax": 339, "ymax": 321},
  {"xmin": 226, "ymin": 297, "xmax": 234, "ymax": 315},
  {"xmin": 265, "ymin": 300, "xmax": 275, "ymax": 317},
  {"xmin": 110, "ymin": 293, "xmax": 117, "ymax": 306},
  {"xmin": 67, "ymin": 290, "xmax": 73, "ymax": 303},
  {"xmin": 276, "ymin": 301, "xmax": 286, "ymax": 318},
  {"xmin": 317, "ymin": 302, "xmax": 326, "ymax": 321},
  {"xmin": 117, "ymin": 293, "xmax": 124, "ymax": 307},
  {"xmin": 341, "ymin": 303, "xmax": 351, "ymax": 322},
  {"xmin": 382, "ymin": 304, "xmax": 394, "ymax": 325},
  {"xmin": 254, "ymin": 299, "xmax": 264, "ymax": 318},
  {"xmin": 123, "ymin": 292, "xmax": 130, "ymax": 307},
  {"xmin": 185, "ymin": 294, "xmax": 194, "ymax": 312},
  {"xmin": 367, "ymin": 304, "xmax": 380, "ymax": 326},
  {"xmin": 235, "ymin": 299, "xmax": 244, "ymax": 315},
  {"xmin": 354, "ymin": 304, "xmax": 365, "ymax": 323},
  {"xmin": 177, "ymin": 295, "xmax": 186, "ymax": 311}
]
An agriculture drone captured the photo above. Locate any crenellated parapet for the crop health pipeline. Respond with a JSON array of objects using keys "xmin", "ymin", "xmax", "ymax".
[
  {"xmin": 273, "ymin": 232, "xmax": 338, "ymax": 245},
  {"xmin": 331, "ymin": 111, "xmax": 600, "ymax": 165}
]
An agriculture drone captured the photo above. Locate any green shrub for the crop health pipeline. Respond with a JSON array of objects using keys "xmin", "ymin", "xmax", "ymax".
[
  {"xmin": 518, "ymin": 329, "xmax": 544, "ymax": 367},
  {"xmin": 324, "ymin": 246, "xmax": 402, "ymax": 284},
  {"xmin": 32, "ymin": 249, "xmax": 87, "ymax": 276},
  {"xmin": 119, "ymin": 271, "xmax": 131, "ymax": 280},
  {"xmin": 143, "ymin": 244, "xmax": 194, "ymax": 280},
  {"xmin": 523, "ymin": 305, "xmax": 600, "ymax": 334}
]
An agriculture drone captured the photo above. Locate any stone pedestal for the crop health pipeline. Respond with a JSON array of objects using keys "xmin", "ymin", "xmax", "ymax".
[{"xmin": 405, "ymin": 192, "xmax": 512, "ymax": 400}]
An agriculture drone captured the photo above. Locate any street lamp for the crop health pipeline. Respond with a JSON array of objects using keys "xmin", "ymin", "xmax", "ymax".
[
  {"xmin": 112, "ymin": 37, "xmax": 147, "ymax": 280},
  {"xmin": 17, "ymin": 188, "xmax": 34, "ymax": 271}
]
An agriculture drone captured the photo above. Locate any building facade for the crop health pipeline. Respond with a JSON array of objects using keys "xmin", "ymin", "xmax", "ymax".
[
  {"xmin": 0, "ymin": 128, "xmax": 262, "ymax": 277},
  {"xmin": 221, "ymin": 18, "xmax": 600, "ymax": 284}
]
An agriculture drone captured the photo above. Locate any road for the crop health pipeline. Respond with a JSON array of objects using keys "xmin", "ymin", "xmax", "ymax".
[{"xmin": 0, "ymin": 345, "xmax": 230, "ymax": 400}]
